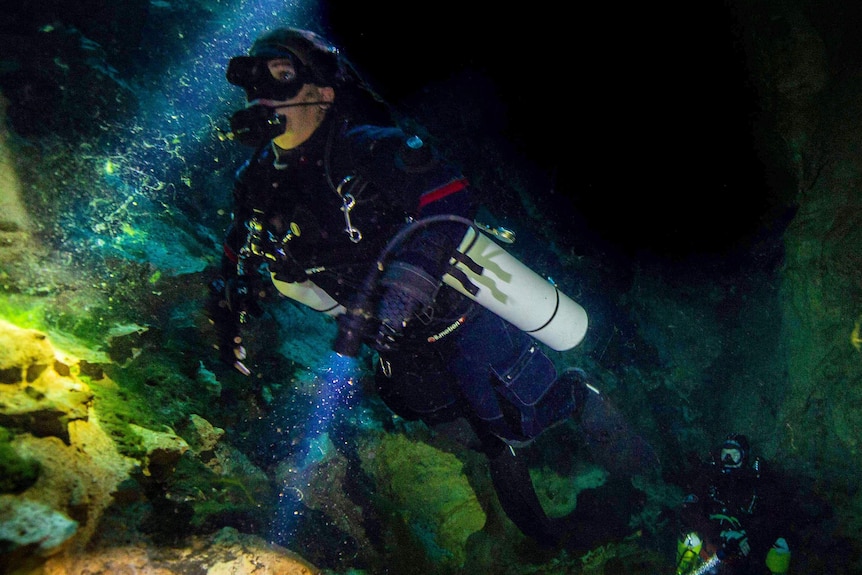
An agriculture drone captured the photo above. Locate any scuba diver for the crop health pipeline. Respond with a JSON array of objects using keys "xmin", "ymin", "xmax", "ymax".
[
  {"xmin": 205, "ymin": 26, "xmax": 658, "ymax": 550},
  {"xmin": 676, "ymin": 434, "xmax": 792, "ymax": 574}
]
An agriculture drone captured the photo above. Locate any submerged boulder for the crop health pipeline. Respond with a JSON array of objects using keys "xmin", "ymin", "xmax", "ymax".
[
  {"xmin": 358, "ymin": 431, "xmax": 487, "ymax": 570},
  {"xmin": 0, "ymin": 320, "xmax": 93, "ymax": 444},
  {"xmin": 0, "ymin": 495, "xmax": 78, "ymax": 571}
]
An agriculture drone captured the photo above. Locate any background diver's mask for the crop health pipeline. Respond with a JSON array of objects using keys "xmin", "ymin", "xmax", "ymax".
[{"xmin": 719, "ymin": 443, "xmax": 744, "ymax": 471}]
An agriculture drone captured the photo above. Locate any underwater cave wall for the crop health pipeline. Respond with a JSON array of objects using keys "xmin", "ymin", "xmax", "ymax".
[{"xmin": 734, "ymin": 0, "xmax": 862, "ymax": 547}]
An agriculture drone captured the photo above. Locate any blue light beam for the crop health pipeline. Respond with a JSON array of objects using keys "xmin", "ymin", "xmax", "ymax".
[{"xmin": 268, "ymin": 350, "xmax": 363, "ymax": 545}]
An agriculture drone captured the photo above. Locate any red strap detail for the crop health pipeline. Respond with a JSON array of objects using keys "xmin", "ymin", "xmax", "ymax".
[
  {"xmin": 418, "ymin": 177, "xmax": 469, "ymax": 209},
  {"xmin": 223, "ymin": 243, "xmax": 238, "ymax": 264}
]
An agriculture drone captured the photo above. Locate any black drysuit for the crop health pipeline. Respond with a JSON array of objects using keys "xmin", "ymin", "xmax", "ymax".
[{"xmin": 209, "ymin": 112, "xmax": 642, "ymax": 548}]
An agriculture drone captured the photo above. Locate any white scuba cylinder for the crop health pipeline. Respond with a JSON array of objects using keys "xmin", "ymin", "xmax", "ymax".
[
  {"xmin": 269, "ymin": 226, "xmax": 589, "ymax": 350},
  {"xmin": 270, "ymin": 274, "xmax": 346, "ymax": 316},
  {"xmin": 443, "ymin": 227, "xmax": 589, "ymax": 351}
]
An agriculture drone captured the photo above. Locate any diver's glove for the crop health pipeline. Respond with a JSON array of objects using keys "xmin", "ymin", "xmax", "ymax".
[
  {"xmin": 205, "ymin": 276, "xmax": 262, "ymax": 376},
  {"xmin": 373, "ymin": 262, "xmax": 439, "ymax": 352},
  {"xmin": 719, "ymin": 528, "xmax": 750, "ymax": 559}
]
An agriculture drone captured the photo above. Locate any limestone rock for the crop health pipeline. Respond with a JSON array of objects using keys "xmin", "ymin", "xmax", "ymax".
[
  {"xmin": 181, "ymin": 413, "xmax": 225, "ymax": 456},
  {"xmin": 0, "ymin": 495, "xmax": 78, "ymax": 573},
  {"xmin": 0, "ymin": 495, "xmax": 78, "ymax": 553},
  {"xmin": 0, "ymin": 320, "xmax": 93, "ymax": 444},
  {"xmin": 0, "ymin": 93, "xmax": 32, "ymax": 234},
  {"xmin": 40, "ymin": 527, "xmax": 321, "ymax": 575},
  {"xmin": 129, "ymin": 424, "xmax": 189, "ymax": 481},
  {"xmin": 358, "ymin": 431, "xmax": 486, "ymax": 570}
]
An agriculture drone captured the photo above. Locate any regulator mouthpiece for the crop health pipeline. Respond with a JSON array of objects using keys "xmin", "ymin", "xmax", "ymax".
[{"xmin": 229, "ymin": 105, "xmax": 286, "ymax": 147}]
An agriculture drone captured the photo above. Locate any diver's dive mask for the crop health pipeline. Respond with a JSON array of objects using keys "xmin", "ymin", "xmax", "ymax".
[
  {"xmin": 226, "ymin": 53, "xmax": 306, "ymax": 147},
  {"xmin": 226, "ymin": 54, "xmax": 308, "ymax": 101}
]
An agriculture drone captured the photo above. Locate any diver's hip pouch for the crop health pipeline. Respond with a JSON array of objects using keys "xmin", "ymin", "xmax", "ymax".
[
  {"xmin": 491, "ymin": 345, "xmax": 571, "ymax": 439},
  {"xmin": 492, "ymin": 345, "xmax": 557, "ymax": 406}
]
